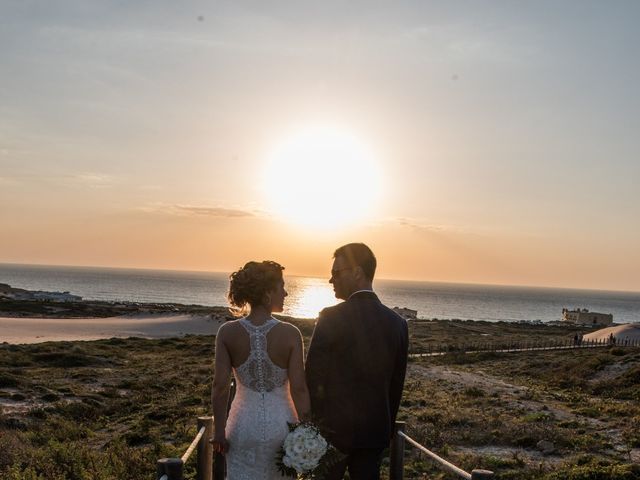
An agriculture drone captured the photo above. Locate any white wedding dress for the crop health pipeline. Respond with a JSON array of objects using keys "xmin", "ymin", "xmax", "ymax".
[{"xmin": 226, "ymin": 318, "xmax": 298, "ymax": 479}]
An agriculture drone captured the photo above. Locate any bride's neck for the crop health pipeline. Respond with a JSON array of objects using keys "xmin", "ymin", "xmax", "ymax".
[{"xmin": 246, "ymin": 305, "xmax": 272, "ymax": 325}]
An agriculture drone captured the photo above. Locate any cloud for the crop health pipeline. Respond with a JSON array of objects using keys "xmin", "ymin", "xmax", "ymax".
[
  {"xmin": 399, "ymin": 22, "xmax": 539, "ymax": 68},
  {"xmin": 381, "ymin": 217, "xmax": 494, "ymax": 237},
  {"xmin": 364, "ymin": 216, "xmax": 453, "ymax": 233},
  {"xmin": 70, "ymin": 173, "xmax": 115, "ymax": 188},
  {"xmin": 172, "ymin": 205, "xmax": 255, "ymax": 218},
  {"xmin": 140, "ymin": 203, "xmax": 257, "ymax": 218},
  {"xmin": 389, "ymin": 217, "xmax": 451, "ymax": 232},
  {"xmin": 389, "ymin": 217, "xmax": 536, "ymax": 240},
  {"xmin": 0, "ymin": 172, "xmax": 115, "ymax": 188}
]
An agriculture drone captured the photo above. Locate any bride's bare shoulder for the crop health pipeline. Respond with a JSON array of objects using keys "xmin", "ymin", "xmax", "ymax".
[
  {"xmin": 217, "ymin": 319, "xmax": 244, "ymax": 336},
  {"xmin": 274, "ymin": 320, "xmax": 303, "ymax": 339}
]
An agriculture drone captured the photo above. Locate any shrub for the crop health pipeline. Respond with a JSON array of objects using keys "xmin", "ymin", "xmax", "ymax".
[
  {"xmin": 544, "ymin": 463, "xmax": 640, "ymax": 480},
  {"xmin": 0, "ymin": 373, "xmax": 22, "ymax": 388},
  {"xmin": 31, "ymin": 352, "xmax": 104, "ymax": 368},
  {"xmin": 463, "ymin": 386, "xmax": 486, "ymax": 398}
]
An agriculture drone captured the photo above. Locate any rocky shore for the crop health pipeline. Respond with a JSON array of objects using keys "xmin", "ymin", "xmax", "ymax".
[{"xmin": 0, "ymin": 283, "xmax": 231, "ymax": 319}]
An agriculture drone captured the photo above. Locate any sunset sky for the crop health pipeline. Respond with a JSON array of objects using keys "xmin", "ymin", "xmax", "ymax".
[{"xmin": 1, "ymin": 1, "xmax": 639, "ymax": 291}]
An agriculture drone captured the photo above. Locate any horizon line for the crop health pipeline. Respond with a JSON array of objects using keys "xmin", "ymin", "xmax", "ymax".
[{"xmin": 1, "ymin": 261, "xmax": 640, "ymax": 296}]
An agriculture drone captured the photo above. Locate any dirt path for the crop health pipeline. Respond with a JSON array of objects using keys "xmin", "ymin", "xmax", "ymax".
[
  {"xmin": 407, "ymin": 363, "xmax": 638, "ymax": 462},
  {"xmin": 409, "ymin": 363, "xmax": 579, "ymax": 421}
]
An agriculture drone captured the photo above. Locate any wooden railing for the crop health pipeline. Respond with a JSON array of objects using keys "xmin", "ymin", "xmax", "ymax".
[
  {"xmin": 389, "ymin": 421, "xmax": 494, "ymax": 480},
  {"xmin": 156, "ymin": 416, "xmax": 213, "ymax": 480},
  {"xmin": 156, "ymin": 380, "xmax": 235, "ymax": 480}
]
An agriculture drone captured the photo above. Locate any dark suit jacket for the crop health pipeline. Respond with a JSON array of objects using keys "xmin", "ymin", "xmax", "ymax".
[{"xmin": 305, "ymin": 291, "xmax": 409, "ymax": 450}]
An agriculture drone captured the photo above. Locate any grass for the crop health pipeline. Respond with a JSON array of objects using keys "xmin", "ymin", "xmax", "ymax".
[
  {"xmin": 0, "ymin": 335, "xmax": 213, "ymax": 479},
  {"xmin": 1, "ymin": 317, "xmax": 639, "ymax": 479},
  {"xmin": 398, "ymin": 344, "xmax": 640, "ymax": 479}
]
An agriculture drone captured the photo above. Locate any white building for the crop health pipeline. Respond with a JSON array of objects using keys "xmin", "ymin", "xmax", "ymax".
[{"xmin": 562, "ymin": 308, "xmax": 613, "ymax": 327}]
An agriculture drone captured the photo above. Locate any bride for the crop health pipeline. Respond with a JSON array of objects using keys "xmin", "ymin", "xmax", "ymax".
[{"xmin": 211, "ymin": 260, "xmax": 310, "ymax": 479}]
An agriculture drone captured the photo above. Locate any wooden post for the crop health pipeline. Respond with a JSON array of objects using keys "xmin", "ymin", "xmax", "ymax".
[
  {"xmin": 471, "ymin": 469, "xmax": 494, "ymax": 479},
  {"xmin": 213, "ymin": 452, "xmax": 225, "ymax": 480},
  {"xmin": 197, "ymin": 416, "xmax": 214, "ymax": 480},
  {"xmin": 389, "ymin": 421, "xmax": 406, "ymax": 480},
  {"xmin": 157, "ymin": 458, "xmax": 184, "ymax": 480}
]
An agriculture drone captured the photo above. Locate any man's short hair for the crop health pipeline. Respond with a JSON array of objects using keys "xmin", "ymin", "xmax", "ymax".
[{"xmin": 334, "ymin": 243, "xmax": 377, "ymax": 281}]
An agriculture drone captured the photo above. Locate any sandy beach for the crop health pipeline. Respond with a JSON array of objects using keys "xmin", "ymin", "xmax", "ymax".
[
  {"xmin": 582, "ymin": 323, "xmax": 640, "ymax": 342},
  {"xmin": 0, "ymin": 313, "xmax": 224, "ymax": 344}
]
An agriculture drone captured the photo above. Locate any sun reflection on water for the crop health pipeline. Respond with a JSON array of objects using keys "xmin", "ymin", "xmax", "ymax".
[{"xmin": 282, "ymin": 276, "xmax": 340, "ymax": 319}]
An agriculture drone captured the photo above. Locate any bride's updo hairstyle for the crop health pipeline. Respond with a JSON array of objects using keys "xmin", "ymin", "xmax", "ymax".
[{"xmin": 228, "ymin": 260, "xmax": 285, "ymax": 316}]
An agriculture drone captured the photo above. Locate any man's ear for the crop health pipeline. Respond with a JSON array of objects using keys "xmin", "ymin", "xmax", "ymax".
[{"xmin": 353, "ymin": 266, "xmax": 364, "ymax": 280}]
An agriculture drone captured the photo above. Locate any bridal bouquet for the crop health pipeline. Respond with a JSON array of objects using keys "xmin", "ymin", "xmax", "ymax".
[{"xmin": 276, "ymin": 421, "xmax": 343, "ymax": 479}]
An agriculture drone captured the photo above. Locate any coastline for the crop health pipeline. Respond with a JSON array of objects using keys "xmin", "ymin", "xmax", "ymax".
[
  {"xmin": 4, "ymin": 266, "xmax": 640, "ymax": 323},
  {"xmin": 0, "ymin": 293, "xmax": 235, "ymax": 344},
  {"xmin": 0, "ymin": 313, "xmax": 225, "ymax": 345},
  {"xmin": 2, "ymin": 290, "xmax": 639, "ymax": 345}
]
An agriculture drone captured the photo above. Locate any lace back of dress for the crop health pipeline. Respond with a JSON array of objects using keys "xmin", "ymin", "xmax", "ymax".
[{"xmin": 236, "ymin": 318, "xmax": 288, "ymax": 392}]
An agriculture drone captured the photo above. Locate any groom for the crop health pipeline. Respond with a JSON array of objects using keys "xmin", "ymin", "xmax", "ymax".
[{"xmin": 306, "ymin": 243, "xmax": 409, "ymax": 480}]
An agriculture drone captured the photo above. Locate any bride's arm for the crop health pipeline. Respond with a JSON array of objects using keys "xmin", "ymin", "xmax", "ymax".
[
  {"xmin": 211, "ymin": 326, "xmax": 232, "ymax": 453},
  {"xmin": 288, "ymin": 326, "xmax": 311, "ymax": 420}
]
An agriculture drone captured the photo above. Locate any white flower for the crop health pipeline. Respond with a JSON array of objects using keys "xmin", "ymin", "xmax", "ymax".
[
  {"xmin": 293, "ymin": 437, "xmax": 305, "ymax": 454},
  {"xmin": 278, "ymin": 423, "xmax": 331, "ymax": 474},
  {"xmin": 304, "ymin": 437, "xmax": 319, "ymax": 451},
  {"xmin": 317, "ymin": 436, "xmax": 328, "ymax": 451},
  {"xmin": 284, "ymin": 433, "xmax": 294, "ymax": 450}
]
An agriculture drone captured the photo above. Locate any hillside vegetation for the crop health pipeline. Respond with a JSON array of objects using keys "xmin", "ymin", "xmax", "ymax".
[{"xmin": 1, "ymin": 318, "xmax": 639, "ymax": 479}]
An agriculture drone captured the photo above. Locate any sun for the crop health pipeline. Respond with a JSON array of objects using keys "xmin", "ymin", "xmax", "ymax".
[{"xmin": 263, "ymin": 125, "xmax": 381, "ymax": 229}]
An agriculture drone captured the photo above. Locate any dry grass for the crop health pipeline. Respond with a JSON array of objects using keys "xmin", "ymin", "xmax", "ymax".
[{"xmin": 1, "ymin": 318, "xmax": 639, "ymax": 479}]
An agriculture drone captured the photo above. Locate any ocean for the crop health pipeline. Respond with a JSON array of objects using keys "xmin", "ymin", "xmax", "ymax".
[{"xmin": 1, "ymin": 263, "xmax": 639, "ymax": 323}]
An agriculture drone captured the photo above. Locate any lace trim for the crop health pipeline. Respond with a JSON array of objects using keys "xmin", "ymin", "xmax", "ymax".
[{"xmin": 235, "ymin": 318, "xmax": 288, "ymax": 394}]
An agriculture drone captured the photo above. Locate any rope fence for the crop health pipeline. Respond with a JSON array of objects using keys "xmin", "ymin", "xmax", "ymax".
[
  {"xmin": 156, "ymin": 417, "xmax": 213, "ymax": 480},
  {"xmin": 181, "ymin": 425, "xmax": 206, "ymax": 463},
  {"xmin": 156, "ymin": 380, "xmax": 236, "ymax": 480},
  {"xmin": 390, "ymin": 421, "xmax": 494, "ymax": 480},
  {"xmin": 410, "ymin": 336, "xmax": 640, "ymax": 358}
]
